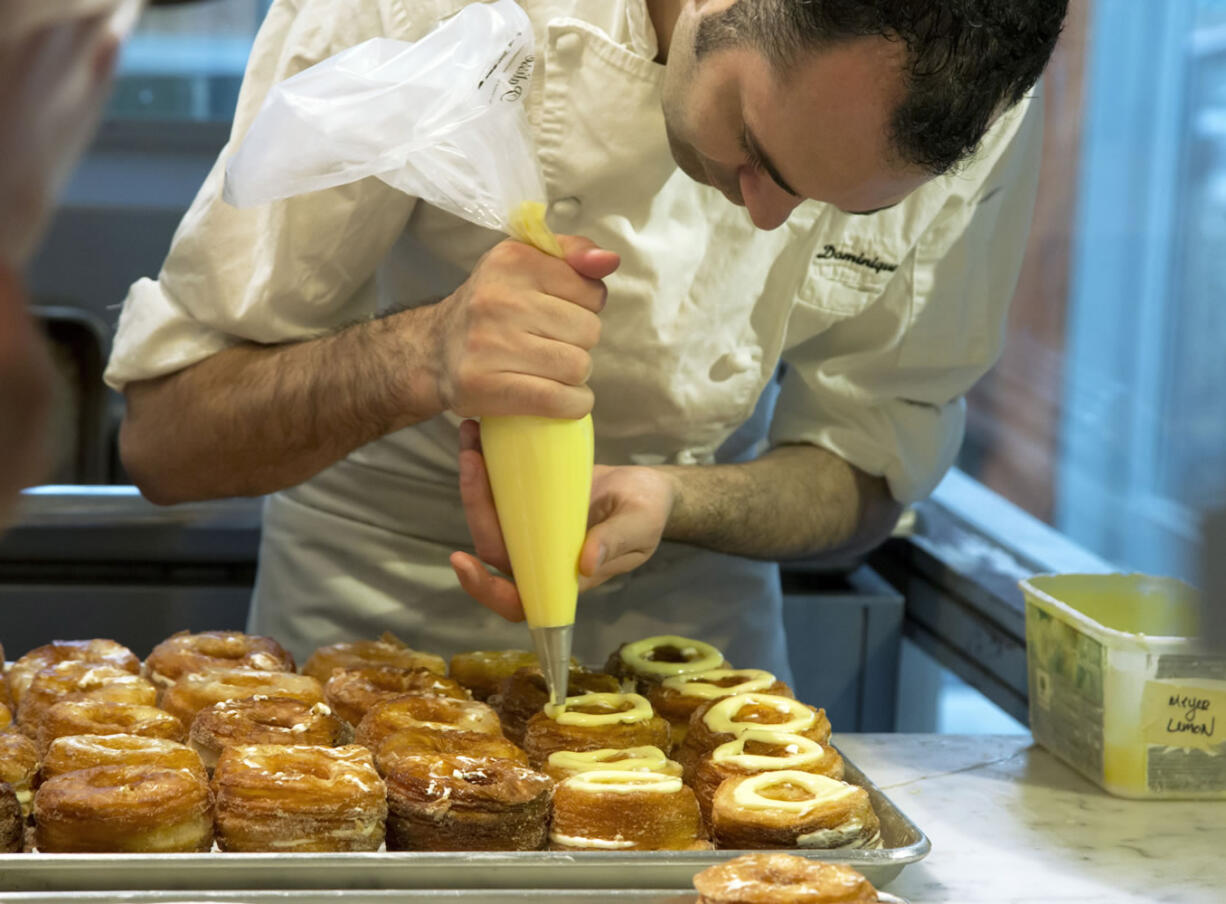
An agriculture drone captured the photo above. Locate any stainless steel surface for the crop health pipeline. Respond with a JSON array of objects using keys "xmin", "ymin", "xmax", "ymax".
[
  {"xmin": 0, "ymin": 890, "xmax": 908, "ymax": 903},
  {"xmin": 530, "ymin": 624, "xmax": 574, "ymax": 708},
  {"xmin": 2, "ymin": 486, "xmax": 262, "ymax": 563},
  {"xmin": 0, "ymin": 757, "xmax": 928, "ymax": 893}
]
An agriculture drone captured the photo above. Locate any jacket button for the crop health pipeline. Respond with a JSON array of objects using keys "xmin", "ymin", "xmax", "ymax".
[
  {"xmin": 728, "ymin": 348, "xmax": 757, "ymax": 372},
  {"xmin": 554, "ymin": 32, "xmax": 582, "ymax": 62},
  {"xmin": 550, "ymin": 197, "xmax": 582, "ymax": 221}
]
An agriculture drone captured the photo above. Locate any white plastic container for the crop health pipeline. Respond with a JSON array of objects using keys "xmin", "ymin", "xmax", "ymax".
[{"xmin": 1021, "ymin": 573, "xmax": 1226, "ymax": 799}]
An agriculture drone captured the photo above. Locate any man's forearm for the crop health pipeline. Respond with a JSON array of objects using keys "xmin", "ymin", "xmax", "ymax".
[
  {"xmin": 121, "ymin": 306, "xmax": 443, "ymax": 505},
  {"xmin": 658, "ymin": 444, "xmax": 902, "ymax": 561}
]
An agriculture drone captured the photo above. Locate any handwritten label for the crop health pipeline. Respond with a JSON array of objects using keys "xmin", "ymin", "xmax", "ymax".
[{"xmin": 1141, "ymin": 680, "xmax": 1226, "ymax": 752}]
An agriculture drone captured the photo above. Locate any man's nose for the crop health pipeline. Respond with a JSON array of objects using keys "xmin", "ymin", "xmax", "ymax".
[{"xmin": 739, "ymin": 167, "xmax": 803, "ymax": 231}]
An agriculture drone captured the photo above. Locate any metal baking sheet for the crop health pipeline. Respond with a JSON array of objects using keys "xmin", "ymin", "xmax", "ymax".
[
  {"xmin": 0, "ymin": 756, "xmax": 928, "ymax": 893},
  {"xmin": 0, "ymin": 893, "xmax": 910, "ymax": 904}
]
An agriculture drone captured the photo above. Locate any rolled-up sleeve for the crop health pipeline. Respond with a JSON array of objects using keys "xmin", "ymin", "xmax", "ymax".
[
  {"xmin": 104, "ymin": 0, "xmax": 440, "ymax": 390},
  {"xmin": 770, "ymin": 93, "xmax": 1045, "ymax": 504}
]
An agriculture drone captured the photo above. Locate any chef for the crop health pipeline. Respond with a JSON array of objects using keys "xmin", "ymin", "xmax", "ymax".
[
  {"xmin": 106, "ymin": 0, "xmax": 1067, "ymax": 675},
  {"xmin": 0, "ymin": 0, "xmax": 140, "ymax": 526}
]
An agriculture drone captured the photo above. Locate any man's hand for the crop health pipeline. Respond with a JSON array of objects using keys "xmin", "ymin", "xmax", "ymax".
[
  {"xmin": 450, "ymin": 419, "xmax": 676, "ymax": 621},
  {"xmin": 426, "ymin": 236, "xmax": 619, "ymax": 421}
]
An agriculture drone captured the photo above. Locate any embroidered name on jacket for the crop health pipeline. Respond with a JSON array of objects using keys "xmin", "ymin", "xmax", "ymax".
[{"xmin": 815, "ymin": 244, "xmax": 898, "ymax": 274}]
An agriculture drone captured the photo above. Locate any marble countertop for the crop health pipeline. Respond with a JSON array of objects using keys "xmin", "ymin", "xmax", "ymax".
[{"xmin": 838, "ymin": 734, "xmax": 1224, "ymax": 904}]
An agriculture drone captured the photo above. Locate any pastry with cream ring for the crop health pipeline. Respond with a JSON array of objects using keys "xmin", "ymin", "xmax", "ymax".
[
  {"xmin": 383, "ymin": 753, "xmax": 552, "ymax": 851},
  {"xmin": 0, "ymin": 732, "xmax": 37, "ymax": 818},
  {"xmin": 605, "ymin": 635, "xmax": 728, "ymax": 693},
  {"xmin": 144, "ymin": 631, "xmax": 294, "ymax": 689},
  {"xmin": 709, "ymin": 770, "xmax": 881, "ymax": 850},
  {"xmin": 40, "ymin": 734, "xmax": 205, "ymax": 783},
  {"xmin": 550, "ymin": 769, "xmax": 709, "ymax": 851},
  {"xmin": 491, "ymin": 665, "xmax": 621, "ymax": 744},
  {"xmin": 677, "ymin": 693, "xmax": 831, "ymax": 780},
  {"xmin": 521, "ymin": 692, "xmax": 670, "ymax": 767},
  {"xmin": 693, "ymin": 852, "xmax": 881, "ymax": 903},
  {"xmin": 302, "ymin": 632, "xmax": 446, "ymax": 685},
  {"xmin": 160, "ymin": 668, "xmax": 324, "ymax": 727},
  {"xmin": 34, "ymin": 764, "xmax": 213, "ymax": 852},
  {"xmin": 190, "ymin": 697, "xmax": 350, "ymax": 772},
  {"xmin": 7, "ymin": 639, "xmax": 139, "ymax": 707},
  {"xmin": 324, "ymin": 666, "xmax": 470, "ymax": 726},
  {"xmin": 212, "ymin": 744, "xmax": 387, "ymax": 852},
  {"xmin": 690, "ymin": 729, "xmax": 845, "ymax": 821},
  {"xmin": 36, "ymin": 700, "xmax": 186, "ymax": 756},
  {"xmin": 648, "ymin": 668, "xmax": 792, "ymax": 748},
  {"xmin": 543, "ymin": 745, "xmax": 682, "ymax": 783}
]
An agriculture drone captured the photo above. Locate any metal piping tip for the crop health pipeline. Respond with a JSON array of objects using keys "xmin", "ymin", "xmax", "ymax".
[{"xmin": 530, "ymin": 624, "xmax": 573, "ymax": 709}]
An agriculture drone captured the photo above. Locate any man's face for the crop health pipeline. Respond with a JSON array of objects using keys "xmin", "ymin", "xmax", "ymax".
[{"xmin": 659, "ymin": 0, "xmax": 933, "ymax": 230}]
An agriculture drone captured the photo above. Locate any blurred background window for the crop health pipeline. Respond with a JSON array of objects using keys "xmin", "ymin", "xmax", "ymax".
[
  {"xmin": 960, "ymin": 0, "xmax": 1226, "ymax": 583},
  {"xmin": 108, "ymin": 0, "xmax": 272, "ymax": 121}
]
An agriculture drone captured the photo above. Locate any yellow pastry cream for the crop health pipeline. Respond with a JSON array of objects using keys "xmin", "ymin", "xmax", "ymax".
[
  {"xmin": 702, "ymin": 693, "xmax": 817, "ymax": 736},
  {"xmin": 549, "ymin": 692, "xmax": 654, "ymax": 726},
  {"xmin": 618, "ymin": 635, "xmax": 726, "ymax": 680},
  {"xmin": 661, "ymin": 668, "xmax": 779, "ymax": 699},
  {"xmin": 546, "ymin": 745, "xmax": 683, "ymax": 780}
]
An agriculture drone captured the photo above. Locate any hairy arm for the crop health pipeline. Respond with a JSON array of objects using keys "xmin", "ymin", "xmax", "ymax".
[
  {"xmin": 120, "ymin": 307, "xmax": 442, "ymax": 505},
  {"xmin": 658, "ymin": 443, "xmax": 902, "ymax": 561},
  {"xmin": 121, "ymin": 238, "xmax": 619, "ymax": 505},
  {"xmin": 453, "ymin": 429, "xmax": 901, "ymax": 619}
]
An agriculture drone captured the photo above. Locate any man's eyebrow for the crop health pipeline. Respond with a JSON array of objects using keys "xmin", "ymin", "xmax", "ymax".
[{"xmin": 745, "ymin": 125, "xmax": 800, "ymax": 197}]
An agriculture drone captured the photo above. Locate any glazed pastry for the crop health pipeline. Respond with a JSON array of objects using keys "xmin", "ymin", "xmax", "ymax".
[
  {"xmin": 550, "ymin": 769, "xmax": 709, "ymax": 851},
  {"xmin": 34, "ymin": 764, "xmax": 213, "ymax": 852},
  {"xmin": 521, "ymin": 692, "xmax": 670, "ymax": 767},
  {"xmin": 449, "ymin": 649, "xmax": 541, "ymax": 701},
  {"xmin": 709, "ymin": 770, "xmax": 881, "ymax": 850},
  {"xmin": 649, "ymin": 669, "xmax": 792, "ymax": 747},
  {"xmin": 160, "ymin": 668, "xmax": 324, "ymax": 727},
  {"xmin": 17, "ymin": 662, "xmax": 157, "ymax": 739},
  {"xmin": 190, "ymin": 697, "xmax": 351, "ymax": 772},
  {"xmin": 144, "ymin": 630, "xmax": 295, "ymax": 688},
  {"xmin": 36, "ymin": 700, "xmax": 186, "ymax": 756},
  {"xmin": 354, "ymin": 693, "xmax": 501, "ymax": 752},
  {"xmin": 690, "ymin": 729, "xmax": 845, "ymax": 821},
  {"xmin": 0, "ymin": 782, "xmax": 20, "ymax": 854},
  {"xmin": 383, "ymin": 753, "xmax": 552, "ymax": 851},
  {"xmin": 677, "ymin": 693, "xmax": 831, "ymax": 780},
  {"xmin": 0, "ymin": 700, "xmax": 11, "ymax": 732},
  {"xmin": 41, "ymin": 734, "xmax": 205, "ymax": 782},
  {"xmin": 212, "ymin": 744, "xmax": 386, "ymax": 852},
  {"xmin": 693, "ymin": 853, "xmax": 879, "ymax": 903},
  {"xmin": 544, "ymin": 745, "xmax": 682, "ymax": 783},
  {"xmin": 323, "ymin": 666, "xmax": 470, "ymax": 726},
  {"xmin": 7, "ymin": 639, "xmax": 139, "ymax": 707},
  {"xmin": 491, "ymin": 666, "xmax": 621, "ymax": 744},
  {"xmin": 302, "ymin": 632, "xmax": 446, "ymax": 685},
  {"xmin": 0, "ymin": 732, "xmax": 38, "ymax": 818},
  {"xmin": 605, "ymin": 635, "xmax": 727, "ymax": 693},
  {"xmin": 375, "ymin": 728, "xmax": 528, "ymax": 773}
]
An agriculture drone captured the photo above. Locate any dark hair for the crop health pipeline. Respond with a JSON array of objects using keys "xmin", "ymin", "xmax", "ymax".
[{"xmin": 694, "ymin": 0, "xmax": 1068, "ymax": 174}]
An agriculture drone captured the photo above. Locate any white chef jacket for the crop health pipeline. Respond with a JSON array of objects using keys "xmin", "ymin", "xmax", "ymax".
[{"xmin": 104, "ymin": 0, "xmax": 1043, "ymax": 676}]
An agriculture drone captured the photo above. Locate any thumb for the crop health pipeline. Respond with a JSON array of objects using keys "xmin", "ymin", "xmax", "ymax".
[{"xmin": 557, "ymin": 234, "xmax": 620, "ymax": 281}]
